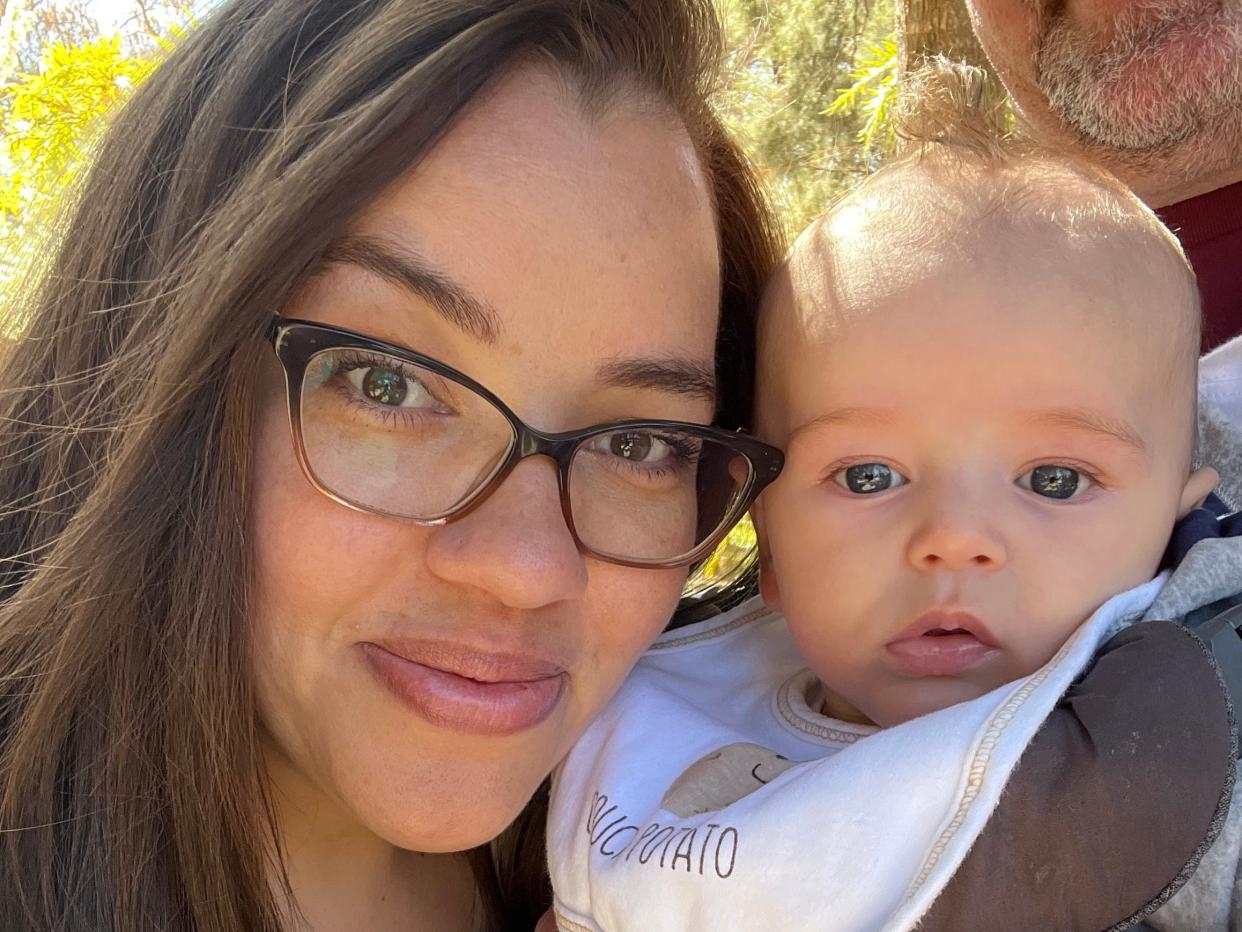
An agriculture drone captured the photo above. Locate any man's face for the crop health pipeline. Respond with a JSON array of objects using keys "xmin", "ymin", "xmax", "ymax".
[{"xmin": 968, "ymin": 0, "xmax": 1242, "ymax": 192}]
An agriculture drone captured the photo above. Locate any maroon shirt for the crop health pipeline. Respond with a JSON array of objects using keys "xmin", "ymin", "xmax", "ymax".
[{"xmin": 1158, "ymin": 179, "xmax": 1242, "ymax": 352}]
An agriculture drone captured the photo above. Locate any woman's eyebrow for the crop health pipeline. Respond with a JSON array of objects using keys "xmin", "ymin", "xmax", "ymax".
[
  {"xmin": 321, "ymin": 234, "xmax": 501, "ymax": 344},
  {"xmin": 322, "ymin": 234, "xmax": 716, "ymax": 405},
  {"xmin": 595, "ymin": 356, "xmax": 717, "ymax": 405}
]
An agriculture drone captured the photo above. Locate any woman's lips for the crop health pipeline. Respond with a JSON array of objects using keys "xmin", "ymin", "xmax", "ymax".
[
  {"xmin": 360, "ymin": 639, "xmax": 567, "ymax": 737},
  {"xmin": 885, "ymin": 611, "xmax": 1000, "ymax": 677}
]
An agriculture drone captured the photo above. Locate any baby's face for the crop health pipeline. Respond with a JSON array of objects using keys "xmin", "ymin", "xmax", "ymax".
[{"xmin": 757, "ymin": 218, "xmax": 1213, "ymax": 728}]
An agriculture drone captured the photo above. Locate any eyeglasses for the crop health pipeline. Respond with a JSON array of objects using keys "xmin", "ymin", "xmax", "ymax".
[{"xmin": 270, "ymin": 318, "xmax": 784, "ymax": 568}]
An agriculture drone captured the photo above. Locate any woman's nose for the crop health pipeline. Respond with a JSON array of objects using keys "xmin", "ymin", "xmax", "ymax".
[
  {"xmin": 904, "ymin": 494, "xmax": 1007, "ymax": 573},
  {"xmin": 423, "ymin": 456, "xmax": 588, "ymax": 609}
]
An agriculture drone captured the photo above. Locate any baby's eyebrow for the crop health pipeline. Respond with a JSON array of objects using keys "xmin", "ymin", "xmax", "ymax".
[
  {"xmin": 786, "ymin": 407, "xmax": 896, "ymax": 446},
  {"xmin": 1023, "ymin": 407, "xmax": 1147, "ymax": 455}
]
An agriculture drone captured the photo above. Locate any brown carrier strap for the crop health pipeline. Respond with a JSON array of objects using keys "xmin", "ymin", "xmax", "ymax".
[{"xmin": 918, "ymin": 622, "xmax": 1235, "ymax": 932}]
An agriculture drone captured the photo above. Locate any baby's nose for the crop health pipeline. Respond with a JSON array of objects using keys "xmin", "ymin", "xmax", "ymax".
[{"xmin": 906, "ymin": 511, "xmax": 1006, "ymax": 572}]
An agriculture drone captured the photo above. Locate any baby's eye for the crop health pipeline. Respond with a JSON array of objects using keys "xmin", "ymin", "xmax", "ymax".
[
  {"xmin": 1016, "ymin": 464, "xmax": 1092, "ymax": 500},
  {"xmin": 831, "ymin": 462, "xmax": 908, "ymax": 495}
]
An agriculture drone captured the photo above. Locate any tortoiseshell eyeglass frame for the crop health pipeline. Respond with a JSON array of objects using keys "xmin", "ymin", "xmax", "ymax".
[{"xmin": 269, "ymin": 317, "xmax": 784, "ymax": 569}]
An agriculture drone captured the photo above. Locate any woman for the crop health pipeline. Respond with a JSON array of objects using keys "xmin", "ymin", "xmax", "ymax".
[{"xmin": 0, "ymin": 0, "xmax": 783, "ymax": 928}]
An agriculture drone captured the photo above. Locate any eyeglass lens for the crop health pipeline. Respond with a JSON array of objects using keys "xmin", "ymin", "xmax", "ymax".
[{"xmin": 297, "ymin": 347, "xmax": 752, "ymax": 564}]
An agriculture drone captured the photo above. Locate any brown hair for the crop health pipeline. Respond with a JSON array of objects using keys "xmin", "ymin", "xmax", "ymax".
[{"xmin": 0, "ymin": 1, "xmax": 780, "ymax": 929}]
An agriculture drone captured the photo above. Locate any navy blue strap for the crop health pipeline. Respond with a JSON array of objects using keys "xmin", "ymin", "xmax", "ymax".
[{"xmin": 1164, "ymin": 494, "xmax": 1242, "ymax": 567}]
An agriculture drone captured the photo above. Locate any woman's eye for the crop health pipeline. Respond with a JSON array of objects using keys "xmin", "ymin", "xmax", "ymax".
[
  {"xmin": 1017, "ymin": 464, "xmax": 1091, "ymax": 500},
  {"xmin": 346, "ymin": 366, "xmax": 432, "ymax": 408},
  {"xmin": 603, "ymin": 431, "xmax": 672, "ymax": 463},
  {"xmin": 832, "ymin": 462, "xmax": 907, "ymax": 495}
]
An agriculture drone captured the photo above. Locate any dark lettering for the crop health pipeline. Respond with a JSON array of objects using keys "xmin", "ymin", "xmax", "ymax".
[
  {"xmin": 714, "ymin": 827, "xmax": 738, "ymax": 879},
  {"xmin": 698, "ymin": 824, "xmax": 719, "ymax": 875},
  {"xmin": 639, "ymin": 826, "xmax": 675, "ymax": 864},
  {"xmin": 669, "ymin": 828, "xmax": 696, "ymax": 872},
  {"xmin": 591, "ymin": 815, "xmax": 630, "ymax": 849},
  {"xmin": 585, "ymin": 792, "xmax": 607, "ymax": 837},
  {"xmin": 599, "ymin": 825, "xmax": 639, "ymax": 857},
  {"xmin": 588, "ymin": 807, "xmax": 620, "ymax": 845},
  {"xmin": 657, "ymin": 826, "xmax": 682, "ymax": 868},
  {"xmin": 626, "ymin": 823, "xmax": 662, "ymax": 862}
]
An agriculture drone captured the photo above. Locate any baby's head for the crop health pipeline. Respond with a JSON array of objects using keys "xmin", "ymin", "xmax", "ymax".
[{"xmin": 754, "ymin": 62, "xmax": 1217, "ymax": 728}]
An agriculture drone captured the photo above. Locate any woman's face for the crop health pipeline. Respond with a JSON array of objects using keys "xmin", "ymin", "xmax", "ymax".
[{"xmin": 249, "ymin": 66, "xmax": 721, "ymax": 851}]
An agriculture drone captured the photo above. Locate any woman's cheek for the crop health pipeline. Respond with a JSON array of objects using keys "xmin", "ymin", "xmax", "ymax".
[{"xmin": 567, "ymin": 565, "xmax": 687, "ymax": 719}]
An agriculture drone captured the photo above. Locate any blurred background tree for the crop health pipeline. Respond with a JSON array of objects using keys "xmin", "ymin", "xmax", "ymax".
[
  {"xmin": 0, "ymin": 0, "xmax": 188, "ymax": 304},
  {"xmin": 713, "ymin": 0, "xmax": 1003, "ymax": 242},
  {"xmin": 898, "ymin": 0, "xmax": 991, "ymax": 70},
  {"xmin": 0, "ymin": 0, "xmax": 1008, "ymax": 306},
  {"xmin": 714, "ymin": 0, "xmax": 894, "ymax": 241},
  {"xmin": 6, "ymin": 0, "xmax": 101, "ymax": 73}
]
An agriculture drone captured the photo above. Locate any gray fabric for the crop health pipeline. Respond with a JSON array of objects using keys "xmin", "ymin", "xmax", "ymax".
[
  {"xmin": 1199, "ymin": 399, "xmax": 1242, "ymax": 512},
  {"xmin": 1149, "ymin": 393, "xmax": 1242, "ymax": 628},
  {"xmin": 1195, "ymin": 607, "xmax": 1242, "ymax": 713},
  {"xmin": 916, "ymin": 623, "xmax": 1236, "ymax": 932},
  {"xmin": 1137, "ymin": 410, "xmax": 1242, "ymax": 932},
  {"xmin": 1149, "ymin": 781, "xmax": 1242, "ymax": 932},
  {"xmin": 1144, "ymin": 538, "xmax": 1242, "ymax": 625}
]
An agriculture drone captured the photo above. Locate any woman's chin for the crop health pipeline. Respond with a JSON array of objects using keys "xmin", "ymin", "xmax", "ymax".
[
  {"xmin": 365, "ymin": 797, "xmax": 531, "ymax": 854},
  {"xmin": 333, "ymin": 747, "xmax": 551, "ymax": 853}
]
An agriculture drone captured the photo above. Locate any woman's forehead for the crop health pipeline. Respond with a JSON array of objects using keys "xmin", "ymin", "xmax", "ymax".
[
  {"xmin": 338, "ymin": 70, "xmax": 719, "ymax": 338},
  {"xmin": 295, "ymin": 67, "xmax": 722, "ymax": 425},
  {"xmin": 368, "ymin": 65, "xmax": 713, "ymax": 212}
]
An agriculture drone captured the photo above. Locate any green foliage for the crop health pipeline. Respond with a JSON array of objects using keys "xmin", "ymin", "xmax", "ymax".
[
  {"xmin": 1, "ymin": 36, "xmax": 154, "ymax": 227},
  {"xmin": 686, "ymin": 514, "xmax": 758, "ymax": 594},
  {"xmin": 0, "ymin": 0, "xmax": 897, "ymax": 287},
  {"xmin": 714, "ymin": 0, "xmax": 894, "ymax": 241},
  {"xmin": 826, "ymin": 38, "xmax": 901, "ymax": 156},
  {"xmin": 0, "ymin": 3, "xmax": 190, "ymax": 301}
]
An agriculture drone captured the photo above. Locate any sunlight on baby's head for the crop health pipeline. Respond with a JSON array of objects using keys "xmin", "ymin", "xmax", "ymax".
[{"xmin": 757, "ymin": 62, "xmax": 1201, "ymax": 468}]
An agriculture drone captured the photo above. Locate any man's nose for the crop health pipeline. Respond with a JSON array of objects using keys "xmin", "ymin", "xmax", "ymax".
[{"xmin": 423, "ymin": 456, "xmax": 588, "ymax": 609}]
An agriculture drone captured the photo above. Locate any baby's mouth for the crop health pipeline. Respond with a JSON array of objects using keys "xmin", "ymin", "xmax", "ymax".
[{"xmin": 885, "ymin": 611, "xmax": 1000, "ymax": 677}]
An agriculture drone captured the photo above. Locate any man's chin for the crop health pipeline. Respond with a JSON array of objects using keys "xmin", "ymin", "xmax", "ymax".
[{"xmin": 1036, "ymin": 1, "xmax": 1242, "ymax": 158}]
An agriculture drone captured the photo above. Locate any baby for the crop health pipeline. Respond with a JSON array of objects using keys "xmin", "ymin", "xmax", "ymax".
[
  {"xmin": 752, "ymin": 98, "xmax": 1213, "ymax": 731},
  {"xmin": 548, "ymin": 64, "xmax": 1240, "ymax": 932}
]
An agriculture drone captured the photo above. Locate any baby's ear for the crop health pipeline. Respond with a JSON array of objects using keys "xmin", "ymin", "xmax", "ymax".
[
  {"xmin": 750, "ymin": 502, "xmax": 781, "ymax": 611},
  {"xmin": 1178, "ymin": 466, "xmax": 1220, "ymax": 518}
]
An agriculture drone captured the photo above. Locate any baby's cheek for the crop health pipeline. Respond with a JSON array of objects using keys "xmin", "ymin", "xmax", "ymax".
[
  {"xmin": 1011, "ymin": 590, "xmax": 1108, "ymax": 682},
  {"xmin": 1012, "ymin": 629, "xmax": 1075, "ymax": 682},
  {"xmin": 1032, "ymin": 539, "xmax": 1151, "ymax": 647},
  {"xmin": 791, "ymin": 626, "xmax": 866, "ymax": 699}
]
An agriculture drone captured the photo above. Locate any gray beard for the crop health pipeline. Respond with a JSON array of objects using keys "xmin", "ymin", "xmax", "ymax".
[{"xmin": 1036, "ymin": 0, "xmax": 1242, "ymax": 166}]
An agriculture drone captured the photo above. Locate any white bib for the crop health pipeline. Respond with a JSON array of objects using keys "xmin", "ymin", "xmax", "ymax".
[{"xmin": 548, "ymin": 575, "xmax": 1166, "ymax": 932}]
